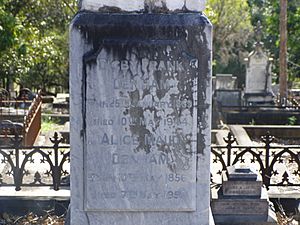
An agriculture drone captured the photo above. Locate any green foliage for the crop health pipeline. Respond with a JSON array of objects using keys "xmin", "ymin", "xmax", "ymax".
[
  {"xmin": 2, "ymin": 0, "xmax": 299, "ymax": 91},
  {"xmin": 205, "ymin": 0, "xmax": 253, "ymax": 87},
  {"xmin": 41, "ymin": 116, "xmax": 62, "ymax": 132},
  {"xmin": 249, "ymin": 118, "xmax": 256, "ymax": 125},
  {"xmin": 287, "ymin": 116, "xmax": 297, "ymax": 126},
  {"xmin": 0, "ymin": 2, "xmax": 16, "ymax": 51},
  {"xmin": 248, "ymin": 0, "xmax": 300, "ymax": 83},
  {"xmin": 207, "ymin": 0, "xmax": 300, "ymax": 88},
  {"xmin": 0, "ymin": 0, "xmax": 76, "ymax": 92}
]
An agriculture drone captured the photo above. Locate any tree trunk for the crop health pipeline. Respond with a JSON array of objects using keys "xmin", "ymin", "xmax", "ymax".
[{"xmin": 279, "ymin": 0, "xmax": 288, "ymax": 103}]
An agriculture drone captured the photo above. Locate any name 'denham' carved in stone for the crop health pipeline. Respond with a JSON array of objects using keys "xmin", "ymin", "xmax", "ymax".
[{"xmin": 84, "ymin": 43, "xmax": 199, "ymax": 211}]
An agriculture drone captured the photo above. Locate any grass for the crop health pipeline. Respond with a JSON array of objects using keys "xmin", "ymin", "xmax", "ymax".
[{"xmin": 41, "ymin": 117, "xmax": 64, "ymax": 133}]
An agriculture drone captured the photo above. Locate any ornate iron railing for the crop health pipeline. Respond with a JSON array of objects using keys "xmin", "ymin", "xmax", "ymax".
[
  {"xmin": 276, "ymin": 93, "xmax": 300, "ymax": 109},
  {"xmin": 0, "ymin": 90, "xmax": 43, "ymax": 146},
  {"xmin": 1, "ymin": 129, "xmax": 299, "ymax": 190},
  {"xmin": 0, "ymin": 132, "xmax": 70, "ymax": 191},
  {"xmin": 211, "ymin": 132, "xmax": 300, "ymax": 189},
  {"xmin": 23, "ymin": 90, "xmax": 42, "ymax": 146}
]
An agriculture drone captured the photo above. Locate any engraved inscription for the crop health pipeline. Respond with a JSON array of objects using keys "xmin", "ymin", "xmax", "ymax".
[
  {"xmin": 223, "ymin": 181, "xmax": 261, "ymax": 196},
  {"xmin": 213, "ymin": 200, "xmax": 268, "ymax": 215},
  {"xmin": 84, "ymin": 43, "xmax": 198, "ymax": 211}
]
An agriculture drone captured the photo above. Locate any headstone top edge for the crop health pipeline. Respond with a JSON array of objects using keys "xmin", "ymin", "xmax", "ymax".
[
  {"xmin": 70, "ymin": 12, "xmax": 212, "ymax": 29},
  {"xmin": 79, "ymin": 0, "xmax": 207, "ymax": 12},
  {"xmin": 226, "ymin": 166, "xmax": 259, "ymax": 181}
]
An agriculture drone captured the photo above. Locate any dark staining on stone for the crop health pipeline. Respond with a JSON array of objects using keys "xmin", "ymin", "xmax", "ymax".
[
  {"xmin": 153, "ymin": 70, "xmax": 168, "ymax": 100},
  {"xmin": 75, "ymin": 12, "xmax": 211, "ymax": 160},
  {"xmin": 157, "ymin": 131, "xmax": 193, "ymax": 173},
  {"xmin": 129, "ymin": 89, "xmax": 140, "ymax": 107},
  {"xmin": 98, "ymin": 5, "xmax": 123, "ymax": 13},
  {"xmin": 144, "ymin": 1, "xmax": 169, "ymax": 14},
  {"xmin": 81, "ymin": 53, "xmax": 89, "ymax": 144},
  {"xmin": 135, "ymin": 126, "xmax": 152, "ymax": 154},
  {"xmin": 142, "ymin": 89, "xmax": 150, "ymax": 99},
  {"xmin": 72, "ymin": 13, "xmax": 207, "ymax": 52},
  {"xmin": 126, "ymin": 105, "xmax": 153, "ymax": 153}
]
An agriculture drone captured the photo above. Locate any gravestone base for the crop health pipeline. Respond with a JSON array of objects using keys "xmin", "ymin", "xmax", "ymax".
[
  {"xmin": 211, "ymin": 188, "xmax": 273, "ymax": 224},
  {"xmin": 211, "ymin": 167, "xmax": 277, "ymax": 225},
  {"xmin": 211, "ymin": 207, "xmax": 278, "ymax": 225},
  {"xmin": 244, "ymin": 93, "xmax": 274, "ymax": 106}
]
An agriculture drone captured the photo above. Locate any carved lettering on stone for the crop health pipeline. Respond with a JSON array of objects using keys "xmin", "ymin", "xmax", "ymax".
[{"xmin": 83, "ymin": 43, "xmax": 199, "ymax": 211}]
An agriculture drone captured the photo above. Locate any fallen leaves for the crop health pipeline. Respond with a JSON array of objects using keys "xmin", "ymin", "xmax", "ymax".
[{"xmin": 0, "ymin": 212, "xmax": 65, "ymax": 225}]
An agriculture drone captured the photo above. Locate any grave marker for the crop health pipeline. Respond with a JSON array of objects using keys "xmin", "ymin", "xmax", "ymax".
[
  {"xmin": 70, "ymin": 1, "xmax": 212, "ymax": 224},
  {"xmin": 211, "ymin": 166, "xmax": 277, "ymax": 225}
]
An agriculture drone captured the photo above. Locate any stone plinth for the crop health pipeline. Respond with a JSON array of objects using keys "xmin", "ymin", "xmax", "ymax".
[
  {"xmin": 222, "ymin": 180, "xmax": 262, "ymax": 197},
  {"xmin": 70, "ymin": 9, "xmax": 212, "ymax": 225},
  {"xmin": 211, "ymin": 166, "xmax": 276, "ymax": 225},
  {"xmin": 211, "ymin": 196, "xmax": 269, "ymax": 220},
  {"xmin": 226, "ymin": 167, "xmax": 258, "ymax": 181},
  {"xmin": 222, "ymin": 167, "xmax": 262, "ymax": 197}
]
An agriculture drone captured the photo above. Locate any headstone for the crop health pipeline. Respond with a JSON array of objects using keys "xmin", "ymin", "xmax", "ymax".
[
  {"xmin": 244, "ymin": 21, "xmax": 274, "ymax": 105},
  {"xmin": 211, "ymin": 166, "xmax": 277, "ymax": 225},
  {"xmin": 215, "ymin": 74, "xmax": 237, "ymax": 90},
  {"xmin": 70, "ymin": 1, "xmax": 212, "ymax": 225},
  {"xmin": 213, "ymin": 74, "xmax": 240, "ymax": 107},
  {"xmin": 214, "ymin": 90, "xmax": 241, "ymax": 107}
]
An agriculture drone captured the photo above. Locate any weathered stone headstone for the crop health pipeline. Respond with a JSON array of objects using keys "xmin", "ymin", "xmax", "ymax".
[
  {"xmin": 213, "ymin": 74, "xmax": 240, "ymax": 107},
  {"xmin": 70, "ymin": 0, "xmax": 212, "ymax": 224},
  {"xmin": 211, "ymin": 166, "xmax": 277, "ymax": 225},
  {"xmin": 215, "ymin": 74, "xmax": 237, "ymax": 90},
  {"xmin": 214, "ymin": 90, "xmax": 241, "ymax": 107},
  {"xmin": 244, "ymin": 21, "xmax": 274, "ymax": 105}
]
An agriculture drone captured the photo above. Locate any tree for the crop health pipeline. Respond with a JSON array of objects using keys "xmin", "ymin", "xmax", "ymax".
[
  {"xmin": 248, "ymin": 0, "xmax": 300, "ymax": 86},
  {"xmin": 279, "ymin": 0, "xmax": 287, "ymax": 99},
  {"xmin": 205, "ymin": 0, "xmax": 253, "ymax": 87},
  {"xmin": 0, "ymin": 0, "xmax": 18, "ymax": 89},
  {"xmin": 0, "ymin": 0, "xmax": 76, "ymax": 93}
]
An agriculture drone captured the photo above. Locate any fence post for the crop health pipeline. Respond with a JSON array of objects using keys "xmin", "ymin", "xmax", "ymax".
[
  {"xmin": 223, "ymin": 132, "xmax": 236, "ymax": 166},
  {"xmin": 50, "ymin": 132, "xmax": 62, "ymax": 191},
  {"xmin": 11, "ymin": 132, "xmax": 23, "ymax": 191},
  {"xmin": 261, "ymin": 131, "xmax": 274, "ymax": 188}
]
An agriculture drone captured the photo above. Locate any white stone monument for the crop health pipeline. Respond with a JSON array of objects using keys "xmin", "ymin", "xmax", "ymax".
[
  {"xmin": 215, "ymin": 74, "xmax": 237, "ymax": 90},
  {"xmin": 70, "ymin": 1, "xmax": 212, "ymax": 224},
  {"xmin": 244, "ymin": 21, "xmax": 274, "ymax": 105}
]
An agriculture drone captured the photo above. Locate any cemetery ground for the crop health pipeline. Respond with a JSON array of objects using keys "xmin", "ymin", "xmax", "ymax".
[
  {"xmin": 1, "ymin": 0, "xmax": 300, "ymax": 224},
  {"xmin": 1, "ymin": 41, "xmax": 300, "ymax": 223},
  {"xmin": 1, "ymin": 98, "xmax": 300, "ymax": 225},
  {"xmin": 0, "ymin": 95, "xmax": 70, "ymax": 225}
]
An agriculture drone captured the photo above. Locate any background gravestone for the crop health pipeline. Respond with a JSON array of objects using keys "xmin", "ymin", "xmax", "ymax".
[
  {"xmin": 244, "ymin": 22, "xmax": 274, "ymax": 105},
  {"xmin": 215, "ymin": 74, "xmax": 237, "ymax": 91},
  {"xmin": 211, "ymin": 166, "xmax": 277, "ymax": 225},
  {"xmin": 70, "ymin": 1, "xmax": 212, "ymax": 224}
]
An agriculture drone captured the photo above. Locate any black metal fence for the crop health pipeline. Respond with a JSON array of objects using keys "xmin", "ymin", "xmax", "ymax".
[
  {"xmin": 211, "ymin": 132, "xmax": 300, "ymax": 189},
  {"xmin": 1, "ymin": 130, "xmax": 300, "ymax": 191},
  {"xmin": 0, "ymin": 132, "xmax": 70, "ymax": 191}
]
